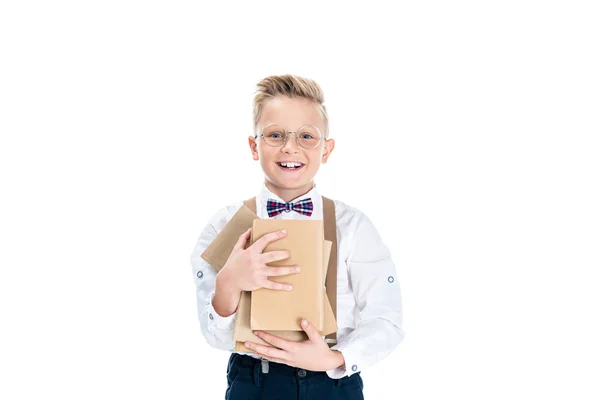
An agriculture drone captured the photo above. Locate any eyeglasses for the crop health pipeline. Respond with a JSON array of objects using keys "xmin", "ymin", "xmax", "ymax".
[{"xmin": 255, "ymin": 123, "xmax": 324, "ymax": 149}]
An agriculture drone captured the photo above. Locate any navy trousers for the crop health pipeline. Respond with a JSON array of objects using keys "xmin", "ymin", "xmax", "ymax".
[{"xmin": 225, "ymin": 353, "xmax": 364, "ymax": 400}]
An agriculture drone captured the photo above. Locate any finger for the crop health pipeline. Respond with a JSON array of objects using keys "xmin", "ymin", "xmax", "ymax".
[
  {"xmin": 234, "ymin": 228, "xmax": 252, "ymax": 250},
  {"xmin": 254, "ymin": 353, "xmax": 289, "ymax": 366},
  {"xmin": 244, "ymin": 342, "xmax": 288, "ymax": 360},
  {"xmin": 253, "ymin": 230, "xmax": 287, "ymax": 252},
  {"xmin": 300, "ymin": 319, "xmax": 322, "ymax": 343},
  {"xmin": 254, "ymin": 330, "xmax": 294, "ymax": 352},
  {"xmin": 264, "ymin": 265, "xmax": 300, "ymax": 277},
  {"xmin": 261, "ymin": 278, "xmax": 293, "ymax": 291},
  {"xmin": 259, "ymin": 250, "xmax": 291, "ymax": 263}
]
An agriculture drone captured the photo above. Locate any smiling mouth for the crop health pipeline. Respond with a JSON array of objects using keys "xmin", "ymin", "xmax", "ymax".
[{"xmin": 276, "ymin": 162, "xmax": 305, "ymax": 171}]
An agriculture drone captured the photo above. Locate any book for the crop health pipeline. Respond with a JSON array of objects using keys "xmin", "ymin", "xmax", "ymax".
[
  {"xmin": 234, "ymin": 240, "xmax": 336, "ymax": 351},
  {"xmin": 249, "ymin": 219, "xmax": 324, "ymax": 331}
]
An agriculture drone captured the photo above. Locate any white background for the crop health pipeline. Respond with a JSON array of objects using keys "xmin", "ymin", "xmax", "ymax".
[{"xmin": 1, "ymin": 1, "xmax": 599, "ymax": 399}]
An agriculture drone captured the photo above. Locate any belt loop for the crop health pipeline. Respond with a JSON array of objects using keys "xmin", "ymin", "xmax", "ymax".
[
  {"xmin": 252, "ymin": 358, "xmax": 261, "ymax": 388},
  {"xmin": 261, "ymin": 358, "xmax": 269, "ymax": 374}
]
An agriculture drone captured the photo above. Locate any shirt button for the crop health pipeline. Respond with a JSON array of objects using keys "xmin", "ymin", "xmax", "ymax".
[
  {"xmin": 352, "ymin": 365, "xmax": 358, "ymax": 372},
  {"xmin": 388, "ymin": 276, "xmax": 394, "ymax": 283},
  {"xmin": 197, "ymin": 271, "xmax": 203, "ymax": 279},
  {"xmin": 297, "ymin": 369, "xmax": 307, "ymax": 378},
  {"xmin": 209, "ymin": 313, "xmax": 214, "ymax": 320}
]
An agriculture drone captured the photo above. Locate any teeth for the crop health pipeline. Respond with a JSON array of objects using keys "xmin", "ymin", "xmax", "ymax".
[{"xmin": 280, "ymin": 162, "xmax": 302, "ymax": 168}]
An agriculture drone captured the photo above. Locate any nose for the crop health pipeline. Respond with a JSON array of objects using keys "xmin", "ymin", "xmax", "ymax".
[{"xmin": 281, "ymin": 132, "xmax": 300, "ymax": 153}]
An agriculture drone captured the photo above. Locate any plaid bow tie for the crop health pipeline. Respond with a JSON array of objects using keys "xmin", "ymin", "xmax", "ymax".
[{"xmin": 266, "ymin": 198, "xmax": 313, "ymax": 217}]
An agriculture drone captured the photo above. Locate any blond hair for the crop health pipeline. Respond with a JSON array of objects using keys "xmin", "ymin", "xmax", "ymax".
[{"xmin": 253, "ymin": 74, "xmax": 329, "ymax": 138}]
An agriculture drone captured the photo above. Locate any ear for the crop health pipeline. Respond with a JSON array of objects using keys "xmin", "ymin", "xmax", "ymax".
[
  {"xmin": 321, "ymin": 138, "xmax": 335, "ymax": 164},
  {"xmin": 248, "ymin": 136, "xmax": 259, "ymax": 161}
]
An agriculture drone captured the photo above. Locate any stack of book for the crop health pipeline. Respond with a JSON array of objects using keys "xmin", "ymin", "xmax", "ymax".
[{"xmin": 201, "ymin": 205, "xmax": 337, "ymax": 351}]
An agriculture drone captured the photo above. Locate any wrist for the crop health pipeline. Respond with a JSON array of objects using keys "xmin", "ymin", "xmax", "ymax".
[
  {"xmin": 216, "ymin": 268, "xmax": 239, "ymax": 294},
  {"xmin": 328, "ymin": 349, "xmax": 345, "ymax": 370},
  {"xmin": 213, "ymin": 269, "xmax": 242, "ymax": 318}
]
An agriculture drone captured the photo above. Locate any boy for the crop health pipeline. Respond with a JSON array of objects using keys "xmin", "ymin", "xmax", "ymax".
[{"xmin": 191, "ymin": 74, "xmax": 404, "ymax": 399}]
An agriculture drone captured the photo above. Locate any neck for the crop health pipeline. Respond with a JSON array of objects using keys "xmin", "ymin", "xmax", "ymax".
[{"xmin": 265, "ymin": 180, "xmax": 314, "ymax": 203}]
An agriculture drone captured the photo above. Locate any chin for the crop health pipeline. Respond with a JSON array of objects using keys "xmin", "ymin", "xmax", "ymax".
[
  {"xmin": 272, "ymin": 181, "xmax": 303, "ymax": 190},
  {"xmin": 268, "ymin": 177, "xmax": 309, "ymax": 190},
  {"xmin": 266, "ymin": 168, "xmax": 316, "ymax": 189}
]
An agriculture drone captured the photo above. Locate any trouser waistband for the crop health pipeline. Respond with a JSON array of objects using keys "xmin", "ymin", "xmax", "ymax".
[{"xmin": 229, "ymin": 353, "xmax": 348, "ymax": 387}]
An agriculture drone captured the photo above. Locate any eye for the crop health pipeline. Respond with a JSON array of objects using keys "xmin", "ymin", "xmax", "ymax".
[
  {"xmin": 300, "ymin": 133, "xmax": 313, "ymax": 140},
  {"xmin": 267, "ymin": 132, "xmax": 283, "ymax": 138}
]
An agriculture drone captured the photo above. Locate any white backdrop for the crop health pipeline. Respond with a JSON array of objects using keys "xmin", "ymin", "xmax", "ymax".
[{"xmin": 1, "ymin": 1, "xmax": 599, "ymax": 399}]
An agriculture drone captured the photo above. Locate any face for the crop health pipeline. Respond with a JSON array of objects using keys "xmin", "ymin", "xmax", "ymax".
[{"xmin": 248, "ymin": 96, "xmax": 335, "ymax": 202}]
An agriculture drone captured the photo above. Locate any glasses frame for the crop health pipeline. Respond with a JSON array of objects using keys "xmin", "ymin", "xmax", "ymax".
[{"xmin": 254, "ymin": 123, "xmax": 325, "ymax": 149}]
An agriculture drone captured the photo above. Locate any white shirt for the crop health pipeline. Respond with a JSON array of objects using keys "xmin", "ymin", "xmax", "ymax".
[{"xmin": 190, "ymin": 183, "xmax": 405, "ymax": 379}]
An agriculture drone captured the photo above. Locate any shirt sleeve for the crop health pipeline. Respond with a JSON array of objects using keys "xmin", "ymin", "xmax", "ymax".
[
  {"xmin": 326, "ymin": 212, "xmax": 405, "ymax": 379},
  {"xmin": 190, "ymin": 216, "xmax": 237, "ymax": 351}
]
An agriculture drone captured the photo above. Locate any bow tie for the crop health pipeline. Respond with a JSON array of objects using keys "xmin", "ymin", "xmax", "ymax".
[{"xmin": 266, "ymin": 198, "xmax": 313, "ymax": 217}]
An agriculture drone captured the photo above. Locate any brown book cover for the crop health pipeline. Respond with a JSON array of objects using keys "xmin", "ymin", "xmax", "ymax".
[
  {"xmin": 234, "ymin": 240, "xmax": 336, "ymax": 351},
  {"xmin": 200, "ymin": 205, "xmax": 257, "ymax": 271},
  {"xmin": 250, "ymin": 219, "xmax": 324, "ymax": 331},
  {"xmin": 235, "ymin": 290, "xmax": 336, "ymax": 352}
]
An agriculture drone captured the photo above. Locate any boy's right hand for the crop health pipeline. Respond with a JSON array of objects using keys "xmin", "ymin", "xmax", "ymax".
[{"xmin": 219, "ymin": 228, "xmax": 299, "ymax": 292}]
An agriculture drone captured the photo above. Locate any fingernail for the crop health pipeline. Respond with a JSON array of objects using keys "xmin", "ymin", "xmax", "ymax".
[
  {"xmin": 287, "ymin": 285, "xmax": 293, "ymax": 291},
  {"xmin": 302, "ymin": 320, "xmax": 308, "ymax": 326},
  {"xmin": 281, "ymin": 229, "xmax": 287, "ymax": 234},
  {"xmin": 295, "ymin": 266, "xmax": 301, "ymax": 272}
]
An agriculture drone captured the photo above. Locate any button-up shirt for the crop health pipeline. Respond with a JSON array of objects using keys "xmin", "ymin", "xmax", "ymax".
[{"xmin": 190, "ymin": 183, "xmax": 405, "ymax": 379}]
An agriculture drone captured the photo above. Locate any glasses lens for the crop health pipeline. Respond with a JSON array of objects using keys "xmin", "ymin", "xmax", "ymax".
[
  {"xmin": 262, "ymin": 124, "xmax": 286, "ymax": 146},
  {"xmin": 298, "ymin": 125, "xmax": 322, "ymax": 148}
]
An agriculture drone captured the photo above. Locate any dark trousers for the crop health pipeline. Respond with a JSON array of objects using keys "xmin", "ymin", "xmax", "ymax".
[{"xmin": 225, "ymin": 353, "xmax": 364, "ymax": 400}]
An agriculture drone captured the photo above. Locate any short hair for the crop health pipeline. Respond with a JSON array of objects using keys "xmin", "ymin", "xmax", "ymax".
[{"xmin": 253, "ymin": 74, "xmax": 329, "ymax": 138}]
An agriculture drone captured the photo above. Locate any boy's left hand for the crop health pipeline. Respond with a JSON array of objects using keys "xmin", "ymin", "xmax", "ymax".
[{"xmin": 244, "ymin": 319, "xmax": 344, "ymax": 372}]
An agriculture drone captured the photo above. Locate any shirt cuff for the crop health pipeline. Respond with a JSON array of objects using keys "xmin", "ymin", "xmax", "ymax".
[
  {"xmin": 326, "ymin": 345, "xmax": 360, "ymax": 379},
  {"xmin": 206, "ymin": 293, "xmax": 237, "ymax": 334}
]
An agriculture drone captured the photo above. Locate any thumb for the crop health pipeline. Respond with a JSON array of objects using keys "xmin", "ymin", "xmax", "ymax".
[
  {"xmin": 234, "ymin": 228, "xmax": 252, "ymax": 250},
  {"xmin": 301, "ymin": 319, "xmax": 322, "ymax": 343}
]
